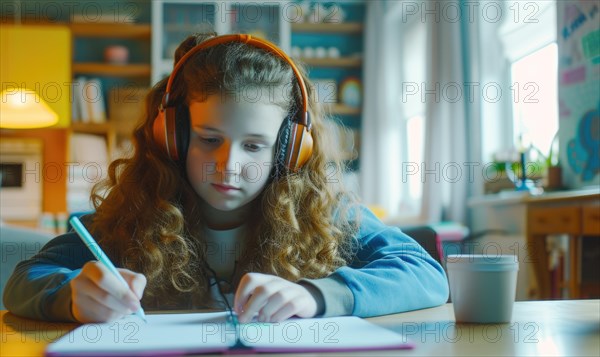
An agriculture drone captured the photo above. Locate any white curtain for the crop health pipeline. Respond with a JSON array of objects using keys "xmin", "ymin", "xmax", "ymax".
[
  {"xmin": 359, "ymin": 1, "xmax": 403, "ymax": 217},
  {"xmin": 361, "ymin": 1, "xmax": 480, "ymax": 224},
  {"xmin": 420, "ymin": 1, "xmax": 471, "ymax": 224}
]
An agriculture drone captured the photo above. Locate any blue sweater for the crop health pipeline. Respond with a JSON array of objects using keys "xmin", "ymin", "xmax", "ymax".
[{"xmin": 3, "ymin": 207, "xmax": 449, "ymax": 321}]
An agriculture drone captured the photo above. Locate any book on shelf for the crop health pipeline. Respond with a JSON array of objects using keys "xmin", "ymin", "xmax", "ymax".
[
  {"xmin": 73, "ymin": 77, "xmax": 88, "ymax": 123},
  {"xmin": 72, "ymin": 77, "xmax": 107, "ymax": 124},
  {"xmin": 70, "ymin": 80, "xmax": 81, "ymax": 122}
]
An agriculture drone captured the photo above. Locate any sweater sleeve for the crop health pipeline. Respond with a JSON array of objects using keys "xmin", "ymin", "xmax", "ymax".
[
  {"xmin": 2, "ymin": 232, "xmax": 94, "ymax": 322},
  {"xmin": 301, "ymin": 206, "xmax": 449, "ymax": 318}
]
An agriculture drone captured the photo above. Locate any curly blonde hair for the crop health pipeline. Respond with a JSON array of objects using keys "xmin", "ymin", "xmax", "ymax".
[{"xmin": 90, "ymin": 33, "xmax": 360, "ymax": 310}]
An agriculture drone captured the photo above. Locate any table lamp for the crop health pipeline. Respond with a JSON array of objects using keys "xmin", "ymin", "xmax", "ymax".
[{"xmin": 0, "ymin": 88, "xmax": 59, "ymax": 129}]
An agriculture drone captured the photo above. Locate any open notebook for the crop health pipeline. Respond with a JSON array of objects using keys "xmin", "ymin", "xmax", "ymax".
[{"xmin": 46, "ymin": 312, "xmax": 413, "ymax": 356}]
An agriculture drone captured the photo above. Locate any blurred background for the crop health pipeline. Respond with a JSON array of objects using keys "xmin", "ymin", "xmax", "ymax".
[{"xmin": 1, "ymin": 1, "xmax": 599, "ymax": 302}]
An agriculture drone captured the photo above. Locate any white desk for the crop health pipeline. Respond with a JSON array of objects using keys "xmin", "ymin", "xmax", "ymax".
[
  {"xmin": 370, "ymin": 299, "xmax": 599, "ymax": 356},
  {"xmin": 468, "ymin": 188, "xmax": 600, "ymax": 300},
  {"xmin": 2, "ymin": 300, "xmax": 598, "ymax": 356}
]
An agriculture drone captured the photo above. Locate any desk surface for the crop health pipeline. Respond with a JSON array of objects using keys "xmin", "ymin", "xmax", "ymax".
[
  {"xmin": 468, "ymin": 187, "xmax": 600, "ymax": 207},
  {"xmin": 1, "ymin": 300, "xmax": 599, "ymax": 357}
]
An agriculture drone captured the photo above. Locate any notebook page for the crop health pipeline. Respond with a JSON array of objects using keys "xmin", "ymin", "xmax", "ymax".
[
  {"xmin": 46, "ymin": 313, "xmax": 413, "ymax": 356},
  {"xmin": 46, "ymin": 312, "xmax": 234, "ymax": 356},
  {"xmin": 241, "ymin": 316, "xmax": 413, "ymax": 353}
]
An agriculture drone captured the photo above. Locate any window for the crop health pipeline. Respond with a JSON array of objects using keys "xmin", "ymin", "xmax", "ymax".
[
  {"xmin": 511, "ymin": 42, "xmax": 559, "ymax": 156},
  {"xmin": 498, "ymin": 1, "xmax": 558, "ymax": 158},
  {"xmin": 399, "ymin": 15, "xmax": 427, "ymax": 217},
  {"xmin": 405, "ymin": 114, "xmax": 425, "ymax": 202}
]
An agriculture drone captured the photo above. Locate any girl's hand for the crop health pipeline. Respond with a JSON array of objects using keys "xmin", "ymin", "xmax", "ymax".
[
  {"xmin": 70, "ymin": 261, "xmax": 146, "ymax": 323},
  {"xmin": 234, "ymin": 273, "xmax": 319, "ymax": 323}
]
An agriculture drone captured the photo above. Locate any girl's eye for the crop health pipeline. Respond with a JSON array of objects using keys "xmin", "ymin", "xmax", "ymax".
[
  {"xmin": 200, "ymin": 137, "xmax": 221, "ymax": 145},
  {"xmin": 244, "ymin": 143, "xmax": 263, "ymax": 152}
]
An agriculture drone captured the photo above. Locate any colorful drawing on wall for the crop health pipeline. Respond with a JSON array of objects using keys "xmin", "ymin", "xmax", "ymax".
[
  {"xmin": 568, "ymin": 138, "xmax": 587, "ymax": 175},
  {"xmin": 559, "ymin": 98, "xmax": 572, "ymax": 118},
  {"xmin": 582, "ymin": 29, "xmax": 600, "ymax": 61},
  {"xmin": 561, "ymin": 65, "xmax": 586, "ymax": 85},
  {"xmin": 567, "ymin": 102, "xmax": 600, "ymax": 181},
  {"xmin": 561, "ymin": 3, "xmax": 587, "ymax": 41},
  {"xmin": 558, "ymin": 1, "xmax": 600, "ymax": 188}
]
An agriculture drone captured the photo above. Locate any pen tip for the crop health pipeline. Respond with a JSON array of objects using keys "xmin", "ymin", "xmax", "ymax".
[{"xmin": 136, "ymin": 310, "xmax": 148, "ymax": 324}]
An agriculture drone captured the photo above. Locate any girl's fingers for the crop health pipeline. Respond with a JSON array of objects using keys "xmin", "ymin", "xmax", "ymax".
[
  {"xmin": 238, "ymin": 285, "xmax": 271, "ymax": 323},
  {"xmin": 241, "ymin": 281, "xmax": 292, "ymax": 323},
  {"xmin": 234, "ymin": 274, "xmax": 319, "ymax": 323},
  {"xmin": 72, "ymin": 293, "xmax": 127, "ymax": 323},
  {"xmin": 71, "ymin": 262, "xmax": 142, "ymax": 323},
  {"xmin": 234, "ymin": 273, "xmax": 266, "ymax": 315},
  {"xmin": 74, "ymin": 275, "xmax": 136, "ymax": 315},
  {"xmin": 118, "ymin": 268, "xmax": 147, "ymax": 300},
  {"xmin": 236, "ymin": 274, "xmax": 290, "ymax": 323},
  {"xmin": 83, "ymin": 262, "xmax": 140, "ymax": 308},
  {"xmin": 269, "ymin": 302, "xmax": 298, "ymax": 323},
  {"xmin": 257, "ymin": 289, "xmax": 291, "ymax": 322}
]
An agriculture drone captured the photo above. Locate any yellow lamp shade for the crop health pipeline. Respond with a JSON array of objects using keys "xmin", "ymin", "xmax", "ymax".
[{"xmin": 0, "ymin": 88, "xmax": 59, "ymax": 129}]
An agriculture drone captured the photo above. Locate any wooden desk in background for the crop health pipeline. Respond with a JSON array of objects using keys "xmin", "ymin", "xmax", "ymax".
[
  {"xmin": 526, "ymin": 189, "xmax": 600, "ymax": 300},
  {"xmin": 2, "ymin": 300, "xmax": 599, "ymax": 356}
]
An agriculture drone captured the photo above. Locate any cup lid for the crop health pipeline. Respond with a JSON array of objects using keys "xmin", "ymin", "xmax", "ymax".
[{"xmin": 446, "ymin": 254, "xmax": 519, "ymax": 271}]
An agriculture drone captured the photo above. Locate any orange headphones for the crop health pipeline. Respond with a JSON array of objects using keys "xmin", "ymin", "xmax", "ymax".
[{"xmin": 152, "ymin": 34, "xmax": 314, "ymax": 173}]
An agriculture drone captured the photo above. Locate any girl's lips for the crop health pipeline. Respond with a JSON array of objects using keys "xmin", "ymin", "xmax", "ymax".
[{"xmin": 211, "ymin": 183, "xmax": 241, "ymax": 193}]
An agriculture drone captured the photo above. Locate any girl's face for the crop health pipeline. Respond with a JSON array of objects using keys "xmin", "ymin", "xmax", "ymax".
[{"xmin": 186, "ymin": 94, "xmax": 286, "ymax": 213}]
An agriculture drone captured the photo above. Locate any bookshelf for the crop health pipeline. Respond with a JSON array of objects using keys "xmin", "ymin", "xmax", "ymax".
[
  {"xmin": 326, "ymin": 104, "xmax": 361, "ymax": 116},
  {"xmin": 291, "ymin": 21, "xmax": 364, "ymax": 73},
  {"xmin": 70, "ymin": 23, "xmax": 151, "ymax": 38},
  {"xmin": 69, "ymin": 22, "xmax": 151, "ymax": 158},
  {"xmin": 151, "ymin": 1, "xmax": 291, "ymax": 84},
  {"xmin": 291, "ymin": 22, "xmax": 363, "ymax": 33},
  {"xmin": 298, "ymin": 57, "xmax": 362, "ymax": 68},
  {"xmin": 67, "ymin": 20, "xmax": 152, "ymax": 213},
  {"xmin": 290, "ymin": 3, "xmax": 366, "ymax": 169},
  {"xmin": 72, "ymin": 63, "xmax": 151, "ymax": 77}
]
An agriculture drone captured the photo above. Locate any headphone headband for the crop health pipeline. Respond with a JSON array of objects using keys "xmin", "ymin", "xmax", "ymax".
[
  {"xmin": 163, "ymin": 34, "xmax": 310, "ymax": 129},
  {"xmin": 153, "ymin": 34, "xmax": 314, "ymax": 172}
]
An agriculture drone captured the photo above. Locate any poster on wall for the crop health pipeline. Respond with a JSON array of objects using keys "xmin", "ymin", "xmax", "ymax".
[{"xmin": 558, "ymin": 1, "xmax": 600, "ymax": 188}]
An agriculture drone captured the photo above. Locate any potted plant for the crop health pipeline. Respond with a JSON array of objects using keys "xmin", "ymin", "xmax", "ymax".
[{"xmin": 543, "ymin": 133, "xmax": 562, "ymax": 190}]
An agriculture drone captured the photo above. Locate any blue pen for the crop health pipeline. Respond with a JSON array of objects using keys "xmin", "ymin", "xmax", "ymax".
[{"xmin": 69, "ymin": 216, "xmax": 147, "ymax": 323}]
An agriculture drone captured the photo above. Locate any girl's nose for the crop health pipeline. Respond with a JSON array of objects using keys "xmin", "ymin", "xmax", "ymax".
[{"xmin": 215, "ymin": 143, "xmax": 242, "ymax": 177}]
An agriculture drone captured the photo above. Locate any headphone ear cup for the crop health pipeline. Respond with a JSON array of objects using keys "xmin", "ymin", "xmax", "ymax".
[
  {"xmin": 152, "ymin": 104, "xmax": 190, "ymax": 163},
  {"xmin": 273, "ymin": 117, "xmax": 314, "ymax": 175},
  {"xmin": 152, "ymin": 108, "xmax": 168, "ymax": 157},
  {"xmin": 174, "ymin": 104, "xmax": 190, "ymax": 163},
  {"xmin": 274, "ymin": 117, "xmax": 293, "ymax": 176},
  {"xmin": 289, "ymin": 122, "xmax": 313, "ymax": 171}
]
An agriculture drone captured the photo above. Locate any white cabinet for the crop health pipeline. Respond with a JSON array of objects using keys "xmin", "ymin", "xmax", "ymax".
[
  {"xmin": 467, "ymin": 194, "xmax": 537, "ymax": 300},
  {"xmin": 151, "ymin": 0, "xmax": 291, "ymax": 84}
]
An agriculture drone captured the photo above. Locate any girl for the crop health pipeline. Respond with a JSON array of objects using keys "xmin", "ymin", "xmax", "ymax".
[{"xmin": 4, "ymin": 33, "xmax": 449, "ymax": 323}]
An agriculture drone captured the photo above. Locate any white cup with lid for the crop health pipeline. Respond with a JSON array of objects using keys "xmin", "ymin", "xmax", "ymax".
[{"xmin": 446, "ymin": 254, "xmax": 519, "ymax": 323}]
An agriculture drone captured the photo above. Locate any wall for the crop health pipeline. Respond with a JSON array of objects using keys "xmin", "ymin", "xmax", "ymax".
[
  {"xmin": 557, "ymin": 1, "xmax": 600, "ymax": 188},
  {"xmin": 0, "ymin": 25, "xmax": 71, "ymax": 128},
  {"xmin": 1, "ymin": 25, "xmax": 71, "ymax": 219}
]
